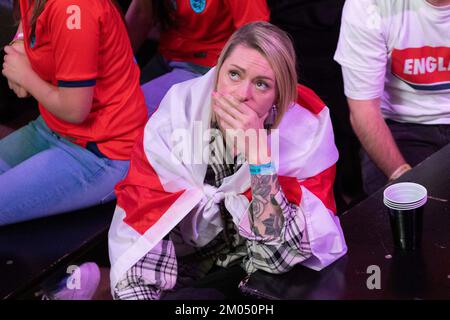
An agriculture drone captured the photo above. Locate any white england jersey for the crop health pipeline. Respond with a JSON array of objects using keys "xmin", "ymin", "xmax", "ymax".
[{"xmin": 335, "ymin": 0, "xmax": 450, "ymax": 124}]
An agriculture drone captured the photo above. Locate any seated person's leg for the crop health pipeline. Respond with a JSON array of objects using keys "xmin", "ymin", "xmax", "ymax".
[
  {"xmin": 114, "ymin": 238, "xmax": 247, "ymax": 300},
  {"xmin": 0, "ymin": 126, "xmax": 129, "ymax": 225},
  {"xmin": 0, "ymin": 117, "xmax": 49, "ymax": 173},
  {"xmin": 113, "ymin": 238, "xmax": 177, "ymax": 300},
  {"xmin": 141, "ymin": 63, "xmax": 205, "ymax": 116},
  {"xmin": 113, "ymin": 225, "xmax": 245, "ymax": 300}
]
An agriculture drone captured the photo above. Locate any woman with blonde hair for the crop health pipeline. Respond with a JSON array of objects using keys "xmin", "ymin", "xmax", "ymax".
[{"xmin": 109, "ymin": 21, "xmax": 347, "ymax": 300}]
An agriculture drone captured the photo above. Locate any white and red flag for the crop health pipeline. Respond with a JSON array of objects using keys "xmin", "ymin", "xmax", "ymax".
[{"xmin": 108, "ymin": 68, "xmax": 347, "ymax": 289}]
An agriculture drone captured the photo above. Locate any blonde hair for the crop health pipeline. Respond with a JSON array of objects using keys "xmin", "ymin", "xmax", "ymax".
[{"xmin": 215, "ymin": 21, "xmax": 298, "ymax": 128}]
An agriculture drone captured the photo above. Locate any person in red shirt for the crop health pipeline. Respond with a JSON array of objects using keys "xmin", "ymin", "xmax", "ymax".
[
  {"xmin": 125, "ymin": 0, "xmax": 270, "ymax": 115},
  {"xmin": 0, "ymin": 0, "xmax": 147, "ymax": 226}
]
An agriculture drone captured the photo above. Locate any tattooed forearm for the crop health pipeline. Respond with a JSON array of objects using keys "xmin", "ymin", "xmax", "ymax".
[
  {"xmin": 250, "ymin": 173, "xmax": 285, "ymax": 238},
  {"xmin": 250, "ymin": 194, "xmax": 267, "ymax": 218}
]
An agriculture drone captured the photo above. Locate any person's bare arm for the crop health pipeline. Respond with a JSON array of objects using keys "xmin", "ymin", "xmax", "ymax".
[
  {"xmin": 22, "ymin": 74, "xmax": 94, "ymax": 124},
  {"xmin": 348, "ymin": 97, "xmax": 410, "ymax": 179},
  {"xmin": 3, "ymin": 46, "xmax": 93, "ymax": 124},
  {"xmin": 125, "ymin": 0, "xmax": 153, "ymax": 53}
]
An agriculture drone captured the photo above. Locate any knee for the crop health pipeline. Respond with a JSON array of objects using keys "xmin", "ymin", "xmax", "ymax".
[{"xmin": 0, "ymin": 158, "xmax": 11, "ymax": 174}]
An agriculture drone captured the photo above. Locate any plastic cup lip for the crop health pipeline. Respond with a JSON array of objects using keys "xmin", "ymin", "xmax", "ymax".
[
  {"xmin": 384, "ymin": 200, "xmax": 427, "ymax": 211},
  {"xmin": 384, "ymin": 199, "xmax": 423, "ymax": 206},
  {"xmin": 384, "ymin": 197, "xmax": 427, "ymax": 208},
  {"xmin": 383, "ymin": 182, "xmax": 427, "ymax": 205}
]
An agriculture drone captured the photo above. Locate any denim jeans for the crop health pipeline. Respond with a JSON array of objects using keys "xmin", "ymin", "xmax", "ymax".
[
  {"xmin": 141, "ymin": 59, "xmax": 209, "ymax": 116},
  {"xmin": 361, "ymin": 120, "xmax": 450, "ymax": 195},
  {"xmin": 0, "ymin": 116, "xmax": 129, "ymax": 226}
]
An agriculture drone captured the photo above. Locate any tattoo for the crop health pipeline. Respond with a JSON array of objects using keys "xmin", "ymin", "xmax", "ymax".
[
  {"xmin": 270, "ymin": 194, "xmax": 278, "ymax": 206},
  {"xmin": 272, "ymin": 174, "xmax": 280, "ymax": 190},
  {"xmin": 251, "ymin": 174, "xmax": 272, "ymax": 198},
  {"xmin": 249, "ymin": 172, "xmax": 285, "ymax": 238},
  {"xmin": 249, "ymin": 197, "xmax": 263, "ymax": 237},
  {"xmin": 250, "ymin": 196, "xmax": 265, "ymax": 218},
  {"xmin": 251, "ymin": 221, "xmax": 262, "ymax": 237},
  {"xmin": 261, "ymin": 213, "xmax": 284, "ymax": 237}
]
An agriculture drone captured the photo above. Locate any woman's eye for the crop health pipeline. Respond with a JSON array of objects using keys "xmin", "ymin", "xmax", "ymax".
[
  {"xmin": 256, "ymin": 81, "xmax": 268, "ymax": 90},
  {"xmin": 229, "ymin": 71, "xmax": 239, "ymax": 81}
]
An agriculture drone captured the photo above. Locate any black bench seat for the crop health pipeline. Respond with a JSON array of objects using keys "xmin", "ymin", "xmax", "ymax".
[{"xmin": 0, "ymin": 201, "xmax": 115, "ymax": 299}]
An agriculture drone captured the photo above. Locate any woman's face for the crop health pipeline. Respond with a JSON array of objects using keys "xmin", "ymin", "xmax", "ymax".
[{"xmin": 216, "ymin": 45, "xmax": 277, "ymax": 118}]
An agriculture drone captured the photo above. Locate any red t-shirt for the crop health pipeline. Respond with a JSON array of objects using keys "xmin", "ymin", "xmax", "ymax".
[
  {"xmin": 159, "ymin": 0, "xmax": 270, "ymax": 67},
  {"xmin": 20, "ymin": 0, "xmax": 147, "ymax": 160}
]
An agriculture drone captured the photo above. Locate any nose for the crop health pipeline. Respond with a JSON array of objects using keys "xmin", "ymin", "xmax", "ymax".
[{"xmin": 233, "ymin": 81, "xmax": 252, "ymax": 102}]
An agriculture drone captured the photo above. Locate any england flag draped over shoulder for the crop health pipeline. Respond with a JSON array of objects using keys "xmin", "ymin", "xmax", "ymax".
[{"xmin": 108, "ymin": 68, "xmax": 347, "ymax": 290}]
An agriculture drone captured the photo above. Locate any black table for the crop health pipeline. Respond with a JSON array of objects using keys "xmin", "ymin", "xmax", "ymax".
[
  {"xmin": 241, "ymin": 143, "xmax": 450, "ymax": 300},
  {"xmin": 0, "ymin": 202, "xmax": 115, "ymax": 299}
]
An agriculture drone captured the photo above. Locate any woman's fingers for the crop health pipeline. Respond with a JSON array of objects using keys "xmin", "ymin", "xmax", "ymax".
[
  {"xmin": 7, "ymin": 79, "xmax": 29, "ymax": 98},
  {"xmin": 3, "ymin": 45, "xmax": 14, "ymax": 55},
  {"xmin": 260, "ymin": 111, "xmax": 270, "ymax": 126},
  {"xmin": 2, "ymin": 65, "xmax": 11, "ymax": 80},
  {"xmin": 219, "ymin": 93, "xmax": 245, "ymax": 113},
  {"xmin": 15, "ymin": 86, "xmax": 29, "ymax": 98},
  {"xmin": 221, "ymin": 93, "xmax": 259, "ymax": 118},
  {"xmin": 213, "ymin": 103, "xmax": 240, "ymax": 129},
  {"xmin": 213, "ymin": 92, "xmax": 261, "ymax": 131},
  {"xmin": 11, "ymin": 42, "xmax": 25, "ymax": 54},
  {"xmin": 213, "ymin": 96, "xmax": 242, "ymax": 121}
]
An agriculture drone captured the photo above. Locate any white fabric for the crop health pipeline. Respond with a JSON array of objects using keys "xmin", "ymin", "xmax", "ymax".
[
  {"xmin": 334, "ymin": 0, "xmax": 450, "ymax": 124},
  {"xmin": 109, "ymin": 67, "xmax": 345, "ymax": 289}
]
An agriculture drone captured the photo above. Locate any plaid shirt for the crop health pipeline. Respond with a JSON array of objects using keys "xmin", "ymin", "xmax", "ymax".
[{"xmin": 114, "ymin": 126, "xmax": 312, "ymax": 300}]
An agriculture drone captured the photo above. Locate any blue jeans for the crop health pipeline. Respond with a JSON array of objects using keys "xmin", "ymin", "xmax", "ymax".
[
  {"xmin": 141, "ymin": 60, "xmax": 209, "ymax": 116},
  {"xmin": 361, "ymin": 120, "xmax": 450, "ymax": 195},
  {"xmin": 0, "ymin": 116, "xmax": 129, "ymax": 226}
]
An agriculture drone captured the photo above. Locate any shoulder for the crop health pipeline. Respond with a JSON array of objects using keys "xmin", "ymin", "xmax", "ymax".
[
  {"xmin": 43, "ymin": 0, "xmax": 104, "ymax": 31},
  {"xmin": 45, "ymin": 0, "xmax": 102, "ymax": 19},
  {"xmin": 296, "ymin": 85, "xmax": 326, "ymax": 116},
  {"xmin": 343, "ymin": 0, "xmax": 406, "ymax": 22}
]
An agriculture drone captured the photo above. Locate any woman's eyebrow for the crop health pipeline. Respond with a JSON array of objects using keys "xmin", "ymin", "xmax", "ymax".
[
  {"xmin": 255, "ymin": 76, "xmax": 275, "ymax": 82},
  {"xmin": 230, "ymin": 64, "xmax": 274, "ymax": 82},
  {"xmin": 230, "ymin": 64, "xmax": 246, "ymax": 74}
]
